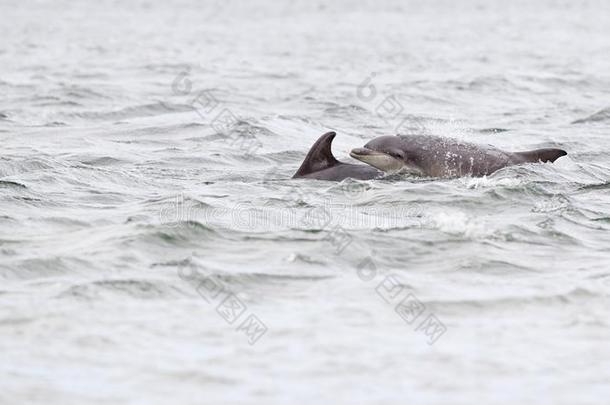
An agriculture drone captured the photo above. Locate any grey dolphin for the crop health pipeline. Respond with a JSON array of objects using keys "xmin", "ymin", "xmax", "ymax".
[
  {"xmin": 350, "ymin": 135, "xmax": 567, "ymax": 177},
  {"xmin": 293, "ymin": 132, "xmax": 383, "ymax": 181}
]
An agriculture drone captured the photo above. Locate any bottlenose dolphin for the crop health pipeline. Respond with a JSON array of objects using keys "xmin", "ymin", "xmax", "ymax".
[
  {"xmin": 350, "ymin": 135, "xmax": 567, "ymax": 177},
  {"xmin": 293, "ymin": 132, "xmax": 382, "ymax": 181}
]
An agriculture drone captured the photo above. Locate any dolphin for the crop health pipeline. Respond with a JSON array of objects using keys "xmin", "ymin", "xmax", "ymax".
[
  {"xmin": 350, "ymin": 135, "xmax": 567, "ymax": 177},
  {"xmin": 293, "ymin": 132, "xmax": 383, "ymax": 181}
]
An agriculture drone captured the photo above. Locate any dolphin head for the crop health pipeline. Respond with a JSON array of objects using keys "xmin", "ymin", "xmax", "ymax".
[{"xmin": 350, "ymin": 136, "xmax": 422, "ymax": 175}]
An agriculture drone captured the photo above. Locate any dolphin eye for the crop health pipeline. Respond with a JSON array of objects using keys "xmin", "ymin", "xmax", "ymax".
[{"xmin": 389, "ymin": 151, "xmax": 404, "ymax": 159}]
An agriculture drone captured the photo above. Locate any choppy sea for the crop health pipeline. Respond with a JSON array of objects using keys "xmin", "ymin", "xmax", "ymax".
[{"xmin": 1, "ymin": 0, "xmax": 610, "ymax": 403}]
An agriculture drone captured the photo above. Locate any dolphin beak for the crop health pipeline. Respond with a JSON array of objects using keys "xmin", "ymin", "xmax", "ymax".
[
  {"xmin": 350, "ymin": 147, "xmax": 404, "ymax": 173},
  {"xmin": 350, "ymin": 147, "xmax": 384, "ymax": 160}
]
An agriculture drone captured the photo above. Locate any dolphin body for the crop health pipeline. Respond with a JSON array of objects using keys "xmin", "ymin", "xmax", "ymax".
[
  {"xmin": 350, "ymin": 135, "xmax": 567, "ymax": 177},
  {"xmin": 292, "ymin": 132, "xmax": 383, "ymax": 181}
]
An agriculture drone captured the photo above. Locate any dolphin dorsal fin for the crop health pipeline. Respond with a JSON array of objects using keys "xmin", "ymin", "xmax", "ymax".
[{"xmin": 293, "ymin": 131, "xmax": 340, "ymax": 177}]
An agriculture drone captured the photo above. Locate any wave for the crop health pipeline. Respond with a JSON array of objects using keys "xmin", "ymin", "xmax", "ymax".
[
  {"xmin": 229, "ymin": 119, "xmax": 279, "ymax": 138},
  {"xmin": 57, "ymin": 279, "xmax": 188, "ymax": 300},
  {"xmin": 0, "ymin": 180, "xmax": 27, "ymax": 189},
  {"xmin": 69, "ymin": 102, "xmax": 195, "ymax": 121},
  {"xmin": 324, "ymin": 103, "xmax": 370, "ymax": 115},
  {"xmin": 577, "ymin": 181, "xmax": 610, "ymax": 191},
  {"xmin": 177, "ymin": 269, "xmax": 336, "ymax": 298},
  {"xmin": 0, "ymin": 256, "xmax": 90, "ymax": 280},
  {"xmin": 572, "ymin": 107, "xmax": 610, "ymax": 124},
  {"xmin": 80, "ymin": 156, "xmax": 129, "ymax": 167},
  {"xmin": 478, "ymin": 127, "xmax": 510, "ymax": 134},
  {"xmin": 423, "ymin": 287, "xmax": 602, "ymax": 312},
  {"xmin": 60, "ymin": 84, "xmax": 110, "ymax": 100},
  {"xmin": 0, "ymin": 157, "xmax": 64, "ymax": 178},
  {"xmin": 139, "ymin": 222, "xmax": 219, "ymax": 245},
  {"xmin": 152, "ymin": 256, "xmax": 334, "ymax": 296}
]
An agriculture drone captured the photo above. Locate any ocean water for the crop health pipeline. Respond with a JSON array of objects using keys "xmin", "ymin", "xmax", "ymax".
[{"xmin": 1, "ymin": 0, "xmax": 610, "ymax": 403}]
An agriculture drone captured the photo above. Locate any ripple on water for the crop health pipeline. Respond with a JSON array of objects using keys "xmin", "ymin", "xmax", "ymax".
[{"xmin": 57, "ymin": 279, "xmax": 188, "ymax": 300}]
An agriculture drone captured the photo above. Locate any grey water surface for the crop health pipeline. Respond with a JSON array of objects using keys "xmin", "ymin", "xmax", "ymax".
[{"xmin": 1, "ymin": 0, "xmax": 610, "ymax": 404}]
